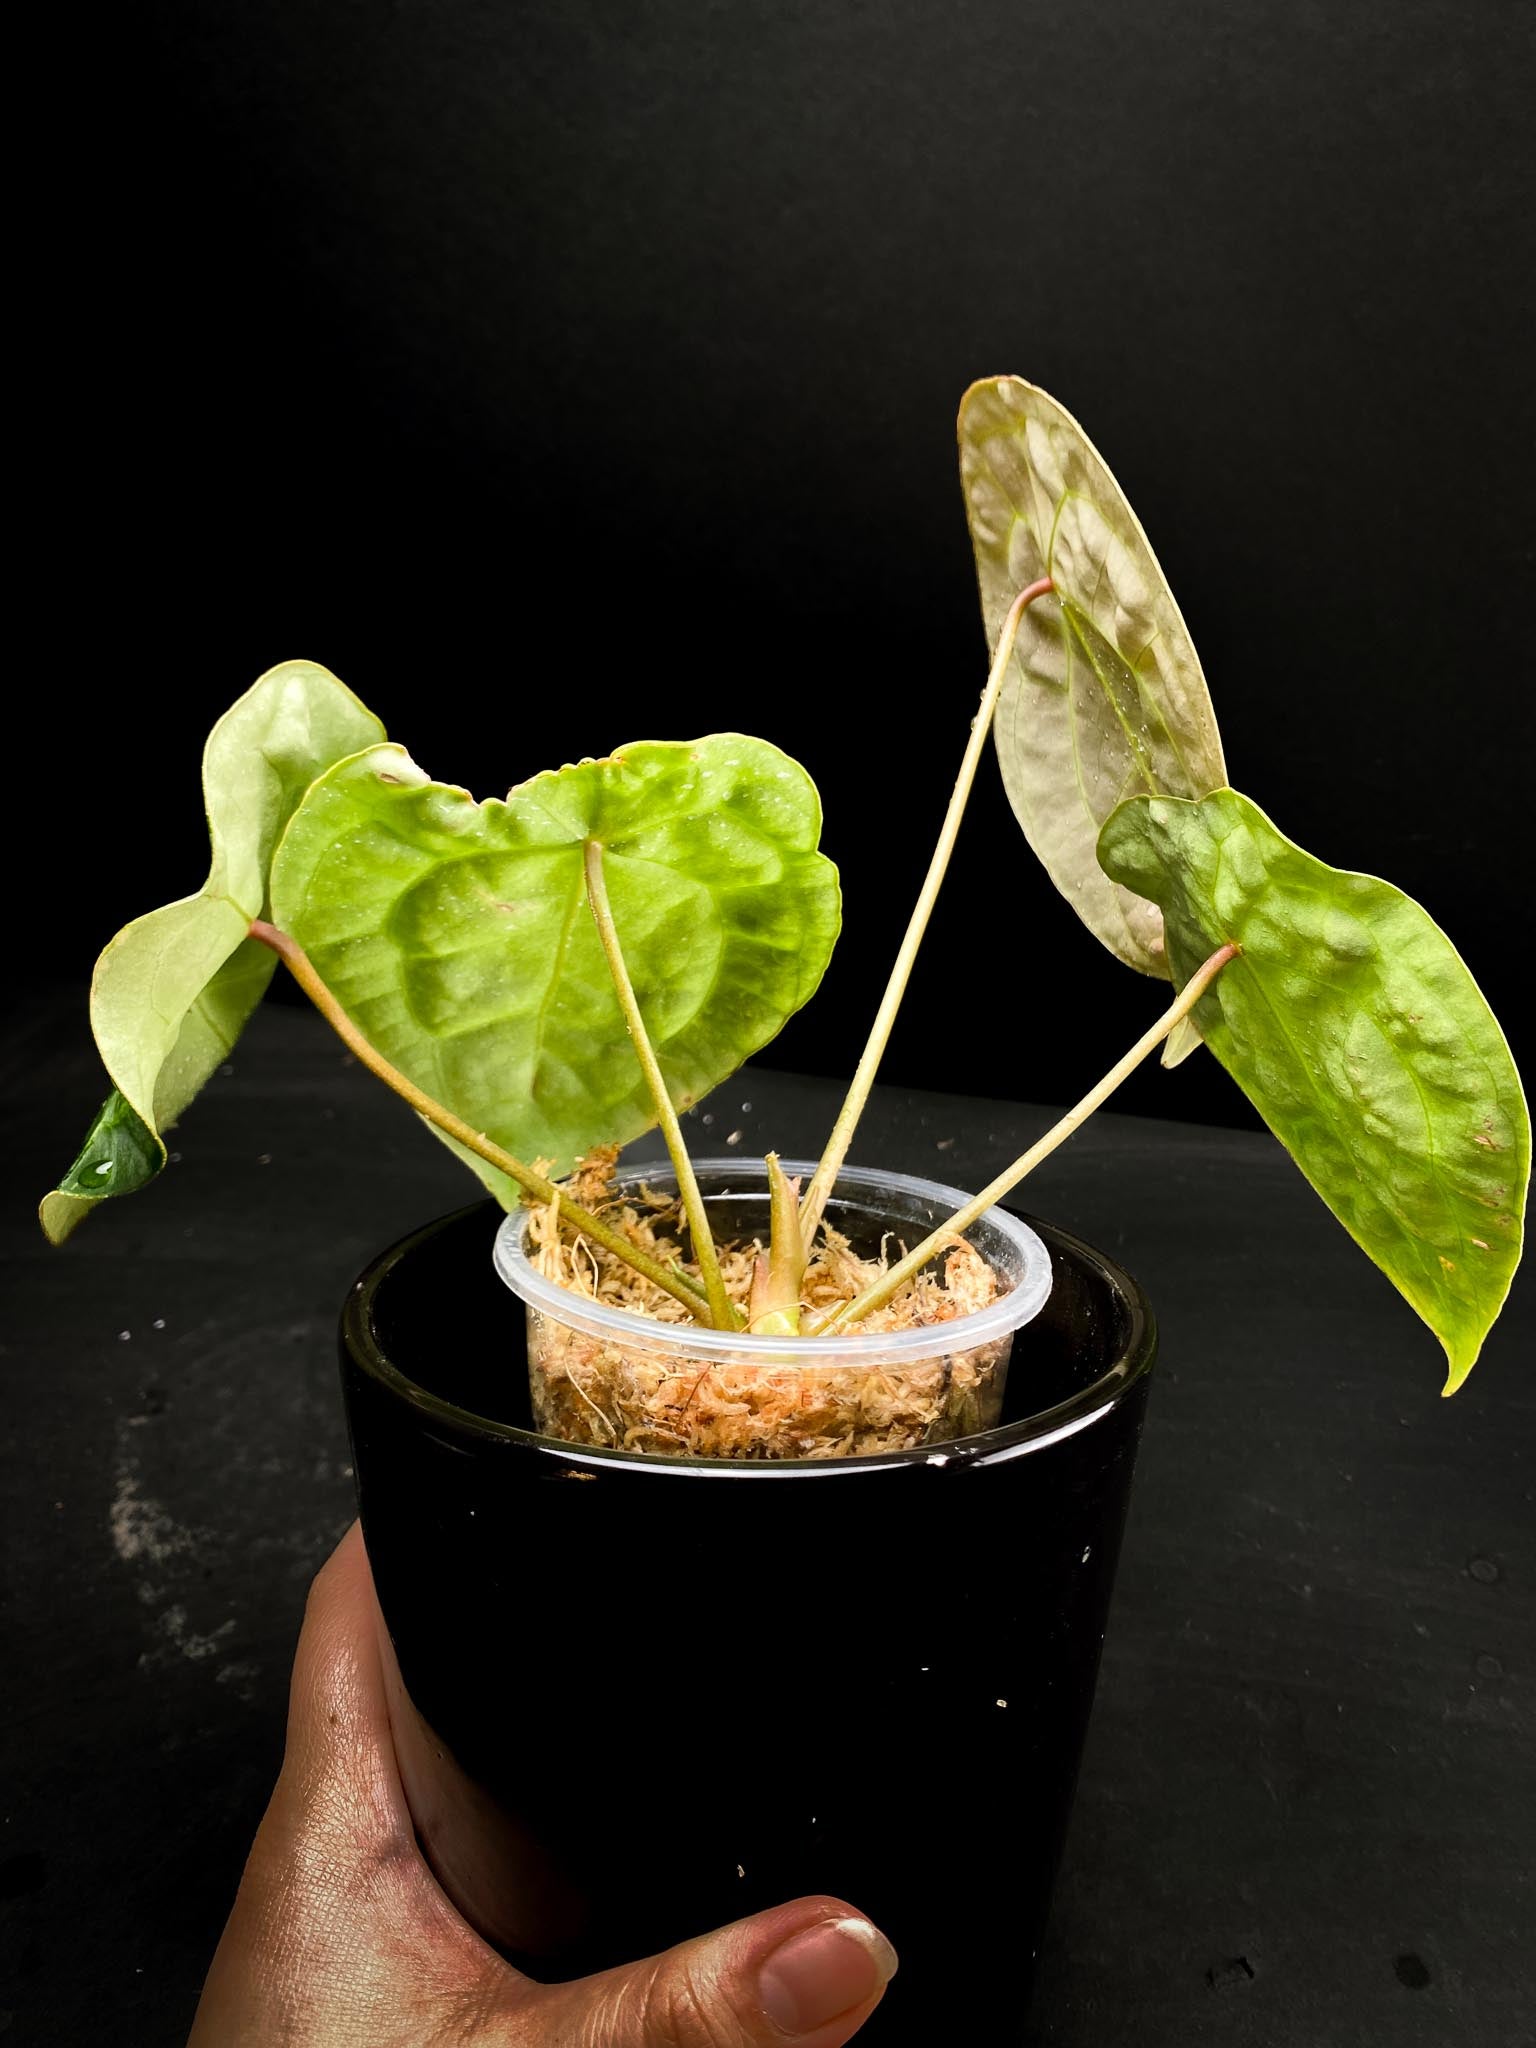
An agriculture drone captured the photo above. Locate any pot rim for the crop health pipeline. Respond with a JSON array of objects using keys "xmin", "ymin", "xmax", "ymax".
[
  {"xmin": 342, "ymin": 1198, "xmax": 1157, "ymax": 1477},
  {"xmin": 492, "ymin": 1156, "xmax": 1053, "ymax": 1362}
]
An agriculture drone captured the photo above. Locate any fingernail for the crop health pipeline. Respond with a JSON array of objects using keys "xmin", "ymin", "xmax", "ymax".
[{"xmin": 759, "ymin": 1916, "xmax": 899, "ymax": 2035}]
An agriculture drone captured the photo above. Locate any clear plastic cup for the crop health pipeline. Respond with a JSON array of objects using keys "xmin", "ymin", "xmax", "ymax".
[{"xmin": 492, "ymin": 1158, "xmax": 1053, "ymax": 1460}]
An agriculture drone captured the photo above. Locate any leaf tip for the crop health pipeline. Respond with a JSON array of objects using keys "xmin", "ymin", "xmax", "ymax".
[
  {"xmin": 955, "ymin": 376, "xmax": 990, "ymax": 429},
  {"xmin": 38, "ymin": 1190, "xmax": 87, "ymax": 1246},
  {"xmin": 956, "ymin": 373, "xmax": 1016, "ymax": 436},
  {"xmin": 1440, "ymin": 1355, "xmax": 1476, "ymax": 1399}
]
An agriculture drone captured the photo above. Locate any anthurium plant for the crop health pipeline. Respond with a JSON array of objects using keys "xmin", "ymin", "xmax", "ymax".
[{"xmin": 44, "ymin": 377, "xmax": 1527, "ymax": 1412}]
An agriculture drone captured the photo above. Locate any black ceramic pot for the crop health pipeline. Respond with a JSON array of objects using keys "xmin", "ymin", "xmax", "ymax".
[{"xmin": 340, "ymin": 1200, "xmax": 1155, "ymax": 2041}]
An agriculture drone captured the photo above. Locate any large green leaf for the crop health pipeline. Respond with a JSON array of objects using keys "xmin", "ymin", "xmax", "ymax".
[
  {"xmin": 1098, "ymin": 789, "xmax": 1528, "ymax": 1391},
  {"xmin": 269, "ymin": 735, "xmax": 841, "ymax": 1197},
  {"xmin": 41, "ymin": 662, "xmax": 386, "ymax": 1242},
  {"xmin": 959, "ymin": 376, "xmax": 1228, "ymax": 979}
]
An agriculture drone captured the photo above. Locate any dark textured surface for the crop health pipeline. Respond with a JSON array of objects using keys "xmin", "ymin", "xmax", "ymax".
[{"xmin": 3, "ymin": 998, "xmax": 1532, "ymax": 2044}]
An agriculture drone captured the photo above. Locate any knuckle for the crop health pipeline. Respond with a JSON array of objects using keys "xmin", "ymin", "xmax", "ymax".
[{"xmin": 632, "ymin": 1954, "xmax": 753, "ymax": 2048}]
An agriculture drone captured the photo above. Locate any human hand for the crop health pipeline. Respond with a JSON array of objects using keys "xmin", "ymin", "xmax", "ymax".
[{"xmin": 190, "ymin": 1525, "xmax": 897, "ymax": 2045}]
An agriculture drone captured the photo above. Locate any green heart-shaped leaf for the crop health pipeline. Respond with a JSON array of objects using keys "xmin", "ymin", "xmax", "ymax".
[
  {"xmin": 959, "ymin": 376, "xmax": 1229, "ymax": 979},
  {"xmin": 41, "ymin": 663, "xmax": 386, "ymax": 1242},
  {"xmin": 1098, "ymin": 789, "xmax": 1528, "ymax": 1390},
  {"xmin": 270, "ymin": 735, "xmax": 841, "ymax": 1195}
]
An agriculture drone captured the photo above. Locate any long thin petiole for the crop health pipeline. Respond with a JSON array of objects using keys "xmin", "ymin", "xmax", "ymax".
[
  {"xmin": 247, "ymin": 919, "xmax": 713, "ymax": 1322},
  {"xmin": 581, "ymin": 843, "xmax": 741, "ymax": 1332},
  {"xmin": 799, "ymin": 576, "xmax": 1056, "ymax": 1246},
  {"xmin": 808, "ymin": 942, "xmax": 1239, "ymax": 1334}
]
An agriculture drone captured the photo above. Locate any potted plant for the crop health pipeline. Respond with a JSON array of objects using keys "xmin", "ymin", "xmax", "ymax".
[{"xmin": 41, "ymin": 377, "xmax": 1527, "ymax": 2039}]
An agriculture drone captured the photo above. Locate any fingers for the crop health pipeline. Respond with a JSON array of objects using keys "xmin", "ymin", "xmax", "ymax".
[{"xmin": 530, "ymin": 1895, "xmax": 897, "ymax": 2048}]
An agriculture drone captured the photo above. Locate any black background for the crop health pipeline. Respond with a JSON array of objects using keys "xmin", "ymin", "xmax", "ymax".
[{"xmin": 24, "ymin": 0, "xmax": 1536, "ymax": 1127}]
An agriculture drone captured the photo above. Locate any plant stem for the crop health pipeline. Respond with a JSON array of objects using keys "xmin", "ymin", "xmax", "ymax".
[
  {"xmin": 580, "ymin": 843, "xmax": 740, "ymax": 1332},
  {"xmin": 247, "ymin": 919, "xmax": 713, "ymax": 1321},
  {"xmin": 799, "ymin": 575, "xmax": 1056, "ymax": 1245},
  {"xmin": 808, "ymin": 941, "xmax": 1240, "ymax": 1334},
  {"xmin": 749, "ymin": 1153, "xmax": 805, "ymax": 1334}
]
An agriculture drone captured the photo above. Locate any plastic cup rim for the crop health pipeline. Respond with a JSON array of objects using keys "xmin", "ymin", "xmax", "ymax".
[{"xmin": 492, "ymin": 1155, "xmax": 1054, "ymax": 1364}]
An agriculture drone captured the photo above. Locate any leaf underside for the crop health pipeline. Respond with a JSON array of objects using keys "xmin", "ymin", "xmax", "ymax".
[
  {"xmin": 959, "ymin": 375, "xmax": 1228, "ymax": 980},
  {"xmin": 1098, "ymin": 789, "xmax": 1529, "ymax": 1390},
  {"xmin": 40, "ymin": 663, "xmax": 386, "ymax": 1241},
  {"xmin": 270, "ymin": 735, "xmax": 842, "ymax": 1200}
]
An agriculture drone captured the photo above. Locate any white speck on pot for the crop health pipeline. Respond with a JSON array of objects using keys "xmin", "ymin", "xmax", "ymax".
[
  {"xmin": 257, "ymin": 1153, "xmax": 272, "ymax": 1166},
  {"xmin": 726, "ymin": 1130, "xmax": 743, "ymax": 1145},
  {"xmin": 118, "ymin": 1330, "xmax": 131, "ymax": 1342},
  {"xmin": 1081, "ymin": 1545, "xmax": 1092, "ymax": 1562},
  {"xmin": 702, "ymin": 1113, "xmax": 714, "ymax": 1125},
  {"xmin": 737, "ymin": 1864, "xmax": 745, "ymax": 1879},
  {"xmin": 926, "ymin": 1452, "xmax": 950, "ymax": 1467},
  {"xmin": 153, "ymin": 1318, "xmax": 166, "ymax": 1330},
  {"xmin": 740, "ymin": 1101, "xmax": 752, "ymax": 1113},
  {"xmin": 996, "ymin": 1699, "xmax": 1008, "ymax": 1709}
]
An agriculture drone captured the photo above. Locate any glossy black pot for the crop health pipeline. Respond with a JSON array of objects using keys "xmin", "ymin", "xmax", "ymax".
[{"xmin": 340, "ymin": 1200, "xmax": 1156, "ymax": 2041}]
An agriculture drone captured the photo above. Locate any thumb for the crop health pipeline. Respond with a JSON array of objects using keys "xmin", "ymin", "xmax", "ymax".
[{"xmin": 529, "ymin": 1895, "xmax": 898, "ymax": 2047}]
